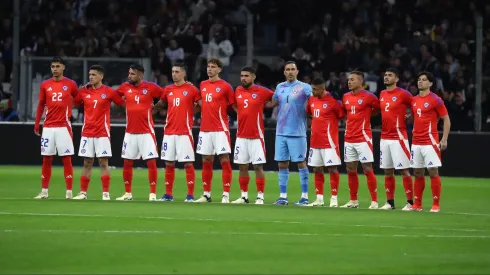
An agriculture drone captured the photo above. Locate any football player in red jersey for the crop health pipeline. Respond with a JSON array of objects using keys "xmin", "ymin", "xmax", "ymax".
[
  {"xmin": 306, "ymin": 77, "xmax": 344, "ymax": 207},
  {"xmin": 157, "ymin": 63, "xmax": 201, "ymax": 202},
  {"xmin": 378, "ymin": 68, "xmax": 414, "ymax": 210},
  {"xmin": 231, "ymin": 66, "xmax": 273, "ymax": 205},
  {"xmin": 410, "ymin": 71, "xmax": 450, "ymax": 213},
  {"xmin": 72, "ymin": 65, "xmax": 125, "ymax": 200},
  {"xmin": 34, "ymin": 56, "xmax": 79, "ymax": 200},
  {"xmin": 340, "ymin": 71, "xmax": 380, "ymax": 209},
  {"xmin": 115, "ymin": 64, "xmax": 165, "ymax": 201},
  {"xmin": 194, "ymin": 59, "xmax": 236, "ymax": 203}
]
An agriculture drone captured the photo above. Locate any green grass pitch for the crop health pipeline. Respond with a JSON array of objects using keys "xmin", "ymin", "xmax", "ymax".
[{"xmin": 0, "ymin": 165, "xmax": 489, "ymax": 274}]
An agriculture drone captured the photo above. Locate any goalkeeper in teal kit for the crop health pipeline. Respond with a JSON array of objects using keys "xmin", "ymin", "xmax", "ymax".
[{"xmin": 270, "ymin": 61, "xmax": 312, "ymax": 205}]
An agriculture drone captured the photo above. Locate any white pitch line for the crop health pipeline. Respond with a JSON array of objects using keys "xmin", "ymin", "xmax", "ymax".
[
  {"xmin": 2, "ymin": 229, "xmax": 489, "ymax": 239},
  {"xmin": 0, "ymin": 211, "xmax": 486, "ymax": 233}
]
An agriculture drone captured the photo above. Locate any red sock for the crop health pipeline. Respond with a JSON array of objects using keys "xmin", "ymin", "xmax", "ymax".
[
  {"xmin": 80, "ymin": 176, "xmax": 90, "ymax": 192},
  {"xmin": 221, "ymin": 161, "xmax": 232, "ymax": 193},
  {"xmin": 123, "ymin": 160, "xmax": 134, "ymax": 193},
  {"xmin": 185, "ymin": 165, "xmax": 195, "ymax": 196},
  {"xmin": 402, "ymin": 176, "xmax": 414, "ymax": 201},
  {"xmin": 41, "ymin": 156, "xmax": 53, "ymax": 189},
  {"xmin": 202, "ymin": 161, "xmax": 213, "ymax": 192},
  {"xmin": 430, "ymin": 176, "xmax": 441, "ymax": 206},
  {"xmin": 61, "ymin": 156, "xmax": 73, "ymax": 191},
  {"xmin": 101, "ymin": 175, "xmax": 110, "ymax": 193},
  {"xmin": 347, "ymin": 172, "xmax": 359, "ymax": 200},
  {"xmin": 314, "ymin": 173, "xmax": 324, "ymax": 196},
  {"xmin": 147, "ymin": 159, "xmax": 158, "ymax": 194},
  {"xmin": 414, "ymin": 177, "xmax": 426, "ymax": 206},
  {"xmin": 365, "ymin": 170, "xmax": 378, "ymax": 202},
  {"xmin": 165, "ymin": 165, "xmax": 175, "ymax": 196},
  {"xmin": 330, "ymin": 172, "xmax": 339, "ymax": 196},
  {"xmin": 256, "ymin": 177, "xmax": 265, "ymax": 194},
  {"xmin": 384, "ymin": 176, "xmax": 395, "ymax": 200},
  {"xmin": 239, "ymin": 176, "xmax": 250, "ymax": 193}
]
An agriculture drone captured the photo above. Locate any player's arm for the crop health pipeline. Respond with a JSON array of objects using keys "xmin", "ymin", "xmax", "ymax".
[
  {"xmin": 34, "ymin": 85, "xmax": 47, "ymax": 136},
  {"xmin": 226, "ymin": 84, "xmax": 237, "ymax": 112},
  {"xmin": 266, "ymin": 85, "xmax": 280, "ymax": 108},
  {"xmin": 192, "ymin": 86, "xmax": 202, "ymax": 114},
  {"xmin": 336, "ymin": 100, "xmax": 346, "ymax": 119},
  {"xmin": 436, "ymin": 100, "xmax": 450, "ymax": 150},
  {"xmin": 110, "ymin": 87, "xmax": 125, "ymax": 107},
  {"xmin": 73, "ymin": 89, "xmax": 84, "ymax": 107},
  {"xmin": 370, "ymin": 94, "xmax": 380, "ymax": 116},
  {"xmin": 153, "ymin": 87, "xmax": 167, "ymax": 110}
]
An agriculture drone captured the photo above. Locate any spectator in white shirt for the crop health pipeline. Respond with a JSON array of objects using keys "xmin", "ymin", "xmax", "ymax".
[
  {"xmin": 207, "ymin": 32, "xmax": 234, "ymax": 80},
  {"xmin": 165, "ymin": 39, "xmax": 185, "ymax": 65}
]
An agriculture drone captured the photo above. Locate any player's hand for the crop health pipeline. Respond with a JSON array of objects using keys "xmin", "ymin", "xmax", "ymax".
[
  {"xmin": 439, "ymin": 139, "xmax": 448, "ymax": 151},
  {"xmin": 34, "ymin": 125, "xmax": 41, "ymax": 136}
]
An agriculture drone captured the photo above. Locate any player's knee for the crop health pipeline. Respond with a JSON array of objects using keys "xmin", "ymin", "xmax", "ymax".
[
  {"xmin": 327, "ymin": 166, "xmax": 338, "ymax": 174},
  {"xmin": 202, "ymin": 155, "xmax": 213, "ymax": 162},
  {"xmin": 296, "ymin": 161, "xmax": 307, "ymax": 169},
  {"xmin": 278, "ymin": 161, "xmax": 289, "ymax": 170},
  {"xmin": 165, "ymin": 161, "xmax": 175, "ymax": 167},
  {"xmin": 183, "ymin": 162, "xmax": 193, "ymax": 168},
  {"xmin": 313, "ymin": 167, "xmax": 323, "ymax": 174},
  {"xmin": 43, "ymin": 155, "xmax": 53, "ymax": 164},
  {"xmin": 361, "ymin": 163, "xmax": 373, "ymax": 173},
  {"xmin": 84, "ymin": 158, "xmax": 94, "ymax": 168},
  {"xmin": 428, "ymin": 168, "xmax": 439, "ymax": 178},
  {"xmin": 384, "ymin": 169, "xmax": 395, "ymax": 176},
  {"xmin": 414, "ymin": 169, "xmax": 425, "ymax": 178},
  {"xmin": 253, "ymin": 164, "xmax": 263, "ymax": 172},
  {"xmin": 399, "ymin": 169, "xmax": 411, "ymax": 177},
  {"xmin": 219, "ymin": 154, "xmax": 229, "ymax": 162}
]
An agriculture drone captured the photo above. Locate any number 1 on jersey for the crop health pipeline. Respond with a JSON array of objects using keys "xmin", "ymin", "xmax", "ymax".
[
  {"xmin": 313, "ymin": 109, "xmax": 320, "ymax": 117},
  {"xmin": 351, "ymin": 106, "xmax": 356, "ymax": 114},
  {"xmin": 173, "ymin": 98, "xmax": 180, "ymax": 106}
]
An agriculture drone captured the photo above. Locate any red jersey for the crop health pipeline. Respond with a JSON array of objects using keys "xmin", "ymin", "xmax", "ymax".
[
  {"xmin": 37, "ymin": 77, "xmax": 78, "ymax": 128},
  {"xmin": 235, "ymin": 85, "xmax": 274, "ymax": 139},
  {"xmin": 380, "ymin": 87, "xmax": 413, "ymax": 140},
  {"xmin": 117, "ymin": 81, "xmax": 164, "ymax": 134},
  {"xmin": 342, "ymin": 90, "xmax": 380, "ymax": 143},
  {"xmin": 411, "ymin": 92, "xmax": 448, "ymax": 145},
  {"xmin": 200, "ymin": 79, "xmax": 235, "ymax": 132},
  {"xmin": 161, "ymin": 83, "xmax": 200, "ymax": 135},
  {"xmin": 307, "ymin": 92, "xmax": 344, "ymax": 149},
  {"xmin": 74, "ymin": 85, "xmax": 125, "ymax": 137}
]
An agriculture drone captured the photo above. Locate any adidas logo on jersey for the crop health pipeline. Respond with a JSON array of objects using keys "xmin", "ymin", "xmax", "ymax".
[
  {"xmin": 128, "ymin": 89, "xmax": 132, "ymax": 93},
  {"xmin": 102, "ymin": 151, "xmax": 107, "ymax": 155},
  {"xmin": 184, "ymin": 155, "xmax": 190, "ymax": 159},
  {"xmin": 345, "ymin": 100, "xmax": 349, "ymax": 104},
  {"xmin": 47, "ymin": 87, "xmax": 52, "ymax": 91},
  {"xmin": 380, "ymin": 97, "xmax": 384, "ymax": 101},
  {"xmin": 257, "ymin": 157, "xmax": 262, "ymax": 161},
  {"xmin": 238, "ymin": 95, "xmax": 242, "ymax": 98},
  {"xmin": 362, "ymin": 157, "xmax": 367, "ymax": 161},
  {"xmin": 397, "ymin": 163, "xmax": 403, "ymax": 167},
  {"xmin": 298, "ymin": 154, "xmax": 303, "ymax": 158},
  {"xmin": 169, "ymin": 92, "xmax": 173, "ymax": 96},
  {"xmin": 86, "ymin": 95, "xmax": 91, "ymax": 98},
  {"xmin": 221, "ymin": 147, "xmax": 226, "ymax": 152},
  {"xmin": 428, "ymin": 161, "xmax": 433, "ymax": 166},
  {"xmin": 327, "ymin": 160, "xmax": 333, "ymax": 164},
  {"xmin": 202, "ymin": 88, "xmax": 207, "ymax": 91},
  {"xmin": 148, "ymin": 152, "xmax": 154, "ymax": 156},
  {"xmin": 64, "ymin": 149, "xmax": 70, "ymax": 153}
]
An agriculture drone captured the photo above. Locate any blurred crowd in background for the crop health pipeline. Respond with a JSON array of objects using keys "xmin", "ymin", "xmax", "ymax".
[{"xmin": 1, "ymin": 0, "xmax": 489, "ymax": 131}]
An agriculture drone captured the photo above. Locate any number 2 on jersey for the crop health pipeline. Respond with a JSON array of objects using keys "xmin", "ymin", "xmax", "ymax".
[
  {"xmin": 52, "ymin": 92, "xmax": 62, "ymax": 102},
  {"xmin": 384, "ymin": 103, "xmax": 390, "ymax": 112}
]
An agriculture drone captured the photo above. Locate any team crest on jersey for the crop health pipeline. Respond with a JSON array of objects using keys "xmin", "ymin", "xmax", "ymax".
[
  {"xmin": 183, "ymin": 91, "xmax": 188, "ymax": 96},
  {"xmin": 424, "ymin": 102, "xmax": 429, "ymax": 108},
  {"xmin": 322, "ymin": 103, "xmax": 328, "ymax": 109},
  {"xmin": 392, "ymin": 96, "xmax": 397, "ymax": 102},
  {"xmin": 101, "ymin": 94, "xmax": 107, "ymax": 99},
  {"xmin": 358, "ymin": 99, "xmax": 363, "ymax": 104},
  {"xmin": 216, "ymin": 88, "xmax": 221, "ymax": 92},
  {"xmin": 252, "ymin": 94, "xmax": 257, "ymax": 99},
  {"xmin": 62, "ymin": 86, "xmax": 68, "ymax": 91},
  {"xmin": 292, "ymin": 85, "xmax": 302, "ymax": 95},
  {"xmin": 142, "ymin": 89, "xmax": 148, "ymax": 95}
]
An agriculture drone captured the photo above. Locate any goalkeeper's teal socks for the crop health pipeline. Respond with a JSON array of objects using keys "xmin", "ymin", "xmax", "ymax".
[{"xmin": 278, "ymin": 169, "xmax": 289, "ymax": 198}]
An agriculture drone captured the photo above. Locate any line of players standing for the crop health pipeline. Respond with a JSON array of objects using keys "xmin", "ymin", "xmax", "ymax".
[{"xmin": 33, "ymin": 57, "xmax": 450, "ymax": 213}]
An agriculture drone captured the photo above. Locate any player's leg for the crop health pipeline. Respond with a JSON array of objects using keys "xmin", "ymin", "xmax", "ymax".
[
  {"xmin": 324, "ymin": 147, "xmax": 341, "ymax": 207},
  {"xmin": 358, "ymin": 142, "xmax": 378, "ymax": 209},
  {"xmin": 289, "ymin": 137, "xmax": 309, "ymax": 206},
  {"xmin": 216, "ymin": 131, "xmax": 233, "ymax": 203},
  {"xmin": 35, "ymin": 128, "xmax": 56, "ymax": 199},
  {"xmin": 307, "ymin": 148, "xmax": 325, "ymax": 207},
  {"xmin": 56, "ymin": 127, "xmax": 75, "ymax": 199},
  {"xmin": 117, "ymin": 134, "xmax": 139, "ymax": 201},
  {"xmin": 341, "ymin": 142, "xmax": 360, "ymax": 208},
  {"xmin": 98, "ymin": 157, "xmax": 111, "ymax": 200},
  {"xmin": 160, "ymin": 135, "xmax": 177, "ymax": 201},
  {"xmin": 253, "ymin": 164, "xmax": 265, "ymax": 204},
  {"xmin": 140, "ymin": 133, "xmax": 159, "ymax": 201},
  {"xmin": 399, "ymin": 168, "xmax": 414, "ymax": 210},
  {"xmin": 195, "ymin": 132, "xmax": 214, "ymax": 203},
  {"xmin": 232, "ymin": 164, "xmax": 250, "ymax": 204},
  {"xmin": 391, "ymin": 139, "xmax": 414, "ymax": 210},
  {"xmin": 183, "ymin": 162, "xmax": 196, "ymax": 202},
  {"xmin": 177, "ymin": 133, "xmax": 196, "ymax": 202},
  {"xmin": 232, "ymin": 137, "xmax": 252, "ymax": 204},
  {"xmin": 380, "ymin": 139, "xmax": 395, "ymax": 209},
  {"xmin": 424, "ymin": 145, "xmax": 442, "ymax": 212},
  {"xmin": 410, "ymin": 145, "xmax": 426, "ymax": 211},
  {"xmin": 73, "ymin": 158, "xmax": 94, "ymax": 200},
  {"xmin": 249, "ymin": 138, "xmax": 267, "ymax": 204},
  {"xmin": 274, "ymin": 135, "xmax": 290, "ymax": 205}
]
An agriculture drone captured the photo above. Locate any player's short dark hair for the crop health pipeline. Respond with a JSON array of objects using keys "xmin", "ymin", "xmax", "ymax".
[
  {"xmin": 385, "ymin": 68, "xmax": 399, "ymax": 78},
  {"xmin": 207, "ymin": 58, "xmax": 223, "ymax": 68},
  {"xmin": 311, "ymin": 77, "xmax": 326, "ymax": 86},
  {"xmin": 89, "ymin": 65, "xmax": 104, "ymax": 75},
  {"xmin": 349, "ymin": 70, "xmax": 365, "ymax": 79},
  {"xmin": 51, "ymin": 56, "xmax": 64, "ymax": 65},
  {"xmin": 241, "ymin": 66, "xmax": 256, "ymax": 74},
  {"xmin": 129, "ymin": 64, "xmax": 145, "ymax": 73},
  {"xmin": 172, "ymin": 62, "xmax": 187, "ymax": 71},
  {"xmin": 417, "ymin": 71, "xmax": 434, "ymax": 83},
  {"xmin": 284, "ymin": 60, "xmax": 297, "ymax": 69}
]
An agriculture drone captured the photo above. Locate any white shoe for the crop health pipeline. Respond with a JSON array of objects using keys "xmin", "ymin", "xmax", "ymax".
[
  {"xmin": 255, "ymin": 198, "xmax": 264, "ymax": 205},
  {"xmin": 73, "ymin": 192, "xmax": 87, "ymax": 200},
  {"xmin": 307, "ymin": 198, "xmax": 324, "ymax": 206},
  {"xmin": 116, "ymin": 192, "xmax": 133, "ymax": 201},
  {"xmin": 102, "ymin": 192, "xmax": 110, "ymax": 201},
  {"xmin": 368, "ymin": 201, "xmax": 379, "ymax": 209},
  {"xmin": 66, "ymin": 190, "xmax": 73, "ymax": 200},
  {"xmin": 194, "ymin": 195, "xmax": 211, "ymax": 203},
  {"xmin": 329, "ymin": 197, "xmax": 338, "ymax": 207},
  {"xmin": 231, "ymin": 197, "xmax": 249, "ymax": 204},
  {"xmin": 221, "ymin": 195, "xmax": 230, "ymax": 204},
  {"xmin": 340, "ymin": 200, "xmax": 359, "ymax": 208},
  {"xmin": 379, "ymin": 202, "xmax": 393, "ymax": 210},
  {"xmin": 401, "ymin": 203, "xmax": 412, "ymax": 211},
  {"xmin": 149, "ymin": 193, "xmax": 157, "ymax": 201},
  {"xmin": 34, "ymin": 190, "xmax": 48, "ymax": 199}
]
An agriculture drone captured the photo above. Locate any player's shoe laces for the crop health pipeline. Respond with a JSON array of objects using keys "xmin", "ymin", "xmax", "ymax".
[
  {"xmin": 255, "ymin": 198, "xmax": 264, "ymax": 205},
  {"xmin": 149, "ymin": 193, "xmax": 157, "ymax": 201},
  {"xmin": 401, "ymin": 202, "xmax": 413, "ymax": 211},
  {"xmin": 116, "ymin": 192, "xmax": 133, "ymax": 201},
  {"xmin": 231, "ymin": 197, "xmax": 249, "ymax": 204},
  {"xmin": 73, "ymin": 192, "xmax": 87, "ymax": 200},
  {"xmin": 340, "ymin": 200, "xmax": 359, "ymax": 208},
  {"xmin": 102, "ymin": 192, "xmax": 110, "ymax": 201},
  {"xmin": 159, "ymin": 194, "xmax": 174, "ymax": 202},
  {"xmin": 194, "ymin": 195, "xmax": 212, "ymax": 203},
  {"xmin": 379, "ymin": 202, "xmax": 395, "ymax": 210},
  {"xmin": 34, "ymin": 191, "xmax": 48, "ymax": 199},
  {"xmin": 430, "ymin": 205, "xmax": 440, "ymax": 213},
  {"xmin": 295, "ymin": 198, "xmax": 309, "ymax": 206},
  {"xmin": 409, "ymin": 204, "xmax": 423, "ymax": 211},
  {"xmin": 66, "ymin": 190, "xmax": 73, "ymax": 200},
  {"xmin": 368, "ymin": 201, "xmax": 379, "ymax": 209},
  {"xmin": 184, "ymin": 195, "xmax": 195, "ymax": 202},
  {"xmin": 221, "ymin": 195, "xmax": 230, "ymax": 203},
  {"xmin": 307, "ymin": 198, "xmax": 324, "ymax": 207},
  {"xmin": 274, "ymin": 197, "xmax": 288, "ymax": 205},
  {"xmin": 329, "ymin": 197, "xmax": 338, "ymax": 207}
]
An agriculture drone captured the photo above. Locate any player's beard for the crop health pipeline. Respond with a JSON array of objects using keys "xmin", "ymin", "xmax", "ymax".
[{"xmin": 242, "ymin": 82, "xmax": 252, "ymax": 88}]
